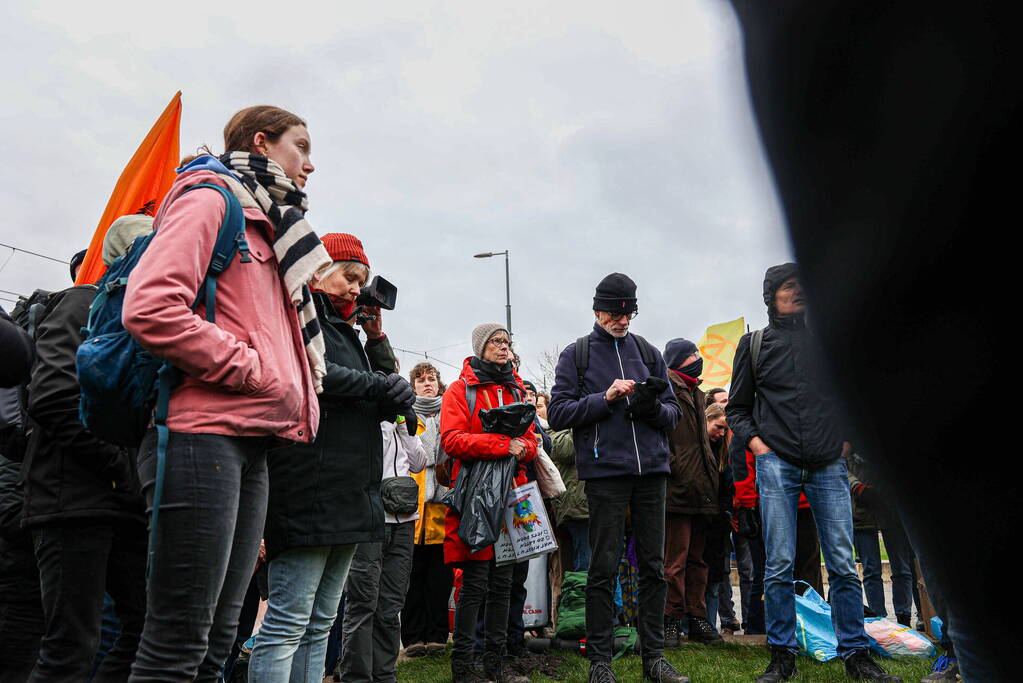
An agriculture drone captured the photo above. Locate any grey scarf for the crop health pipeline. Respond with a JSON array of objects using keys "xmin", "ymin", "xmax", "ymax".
[{"xmin": 414, "ymin": 395, "xmax": 444, "ymax": 466}]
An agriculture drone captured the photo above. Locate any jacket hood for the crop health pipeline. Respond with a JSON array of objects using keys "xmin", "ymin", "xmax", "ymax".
[{"xmin": 763, "ymin": 263, "xmax": 800, "ymax": 310}]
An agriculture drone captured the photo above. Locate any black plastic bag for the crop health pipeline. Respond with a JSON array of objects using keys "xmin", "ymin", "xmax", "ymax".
[
  {"xmin": 441, "ymin": 457, "xmax": 517, "ymax": 552},
  {"xmin": 478, "ymin": 402, "xmax": 536, "ymax": 438}
]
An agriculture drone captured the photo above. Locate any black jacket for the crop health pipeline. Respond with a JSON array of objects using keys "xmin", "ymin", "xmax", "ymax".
[
  {"xmin": 263, "ymin": 293, "xmax": 396, "ymax": 558},
  {"xmin": 665, "ymin": 375, "xmax": 719, "ymax": 516},
  {"xmin": 727, "ymin": 310, "xmax": 844, "ymax": 470},
  {"xmin": 0, "ymin": 309, "xmax": 33, "ymax": 389},
  {"xmin": 21, "ymin": 286, "xmax": 145, "ymax": 528}
]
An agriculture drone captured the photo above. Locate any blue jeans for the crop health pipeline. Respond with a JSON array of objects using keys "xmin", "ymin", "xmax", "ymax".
[
  {"xmin": 757, "ymin": 453, "xmax": 868, "ymax": 657},
  {"xmin": 854, "ymin": 526, "xmax": 914, "ymax": 620},
  {"xmin": 561, "ymin": 519, "xmax": 591, "ymax": 572},
  {"xmin": 248, "ymin": 545, "xmax": 357, "ymax": 683}
]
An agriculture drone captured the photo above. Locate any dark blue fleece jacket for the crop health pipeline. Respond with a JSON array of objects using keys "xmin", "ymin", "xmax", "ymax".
[{"xmin": 548, "ymin": 324, "xmax": 681, "ymax": 480}]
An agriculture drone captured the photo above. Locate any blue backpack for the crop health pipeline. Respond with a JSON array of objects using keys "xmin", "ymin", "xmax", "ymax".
[{"xmin": 77, "ymin": 162, "xmax": 250, "ymax": 569}]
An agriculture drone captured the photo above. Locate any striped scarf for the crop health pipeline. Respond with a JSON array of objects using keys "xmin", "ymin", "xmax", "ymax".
[{"xmin": 217, "ymin": 152, "xmax": 331, "ymax": 392}]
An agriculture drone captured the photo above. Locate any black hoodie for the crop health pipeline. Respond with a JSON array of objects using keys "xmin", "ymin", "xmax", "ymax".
[{"xmin": 726, "ymin": 264, "xmax": 844, "ymax": 470}]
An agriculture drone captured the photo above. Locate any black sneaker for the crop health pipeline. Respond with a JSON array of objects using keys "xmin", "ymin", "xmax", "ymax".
[
  {"xmin": 664, "ymin": 616, "xmax": 681, "ymax": 648},
  {"xmin": 642, "ymin": 657, "xmax": 691, "ymax": 683},
  {"xmin": 920, "ymin": 654, "xmax": 959, "ymax": 681},
  {"xmin": 844, "ymin": 649, "xmax": 902, "ymax": 681},
  {"xmin": 686, "ymin": 615, "xmax": 724, "ymax": 644},
  {"xmin": 589, "ymin": 660, "xmax": 618, "ymax": 683},
  {"xmin": 756, "ymin": 645, "xmax": 797, "ymax": 683}
]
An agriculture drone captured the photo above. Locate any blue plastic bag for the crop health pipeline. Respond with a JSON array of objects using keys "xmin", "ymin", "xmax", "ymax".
[
  {"xmin": 794, "ymin": 581, "xmax": 839, "ymax": 661},
  {"xmin": 930, "ymin": 616, "xmax": 944, "ymax": 643}
]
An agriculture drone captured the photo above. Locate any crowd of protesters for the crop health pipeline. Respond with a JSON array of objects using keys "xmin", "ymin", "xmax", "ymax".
[{"xmin": 0, "ymin": 105, "xmax": 958, "ymax": 683}]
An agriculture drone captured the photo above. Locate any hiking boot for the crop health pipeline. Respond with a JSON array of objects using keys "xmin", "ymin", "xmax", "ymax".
[
  {"xmin": 721, "ymin": 618, "xmax": 742, "ymax": 635},
  {"xmin": 844, "ymin": 649, "xmax": 902, "ymax": 681},
  {"xmin": 664, "ymin": 616, "xmax": 681, "ymax": 648},
  {"xmin": 425, "ymin": 641, "xmax": 448, "ymax": 656},
  {"xmin": 405, "ymin": 641, "xmax": 427, "ymax": 657},
  {"xmin": 920, "ymin": 654, "xmax": 959, "ymax": 681},
  {"xmin": 686, "ymin": 615, "xmax": 724, "ymax": 644},
  {"xmin": 505, "ymin": 647, "xmax": 541, "ymax": 675},
  {"xmin": 452, "ymin": 657, "xmax": 490, "ymax": 683},
  {"xmin": 643, "ymin": 656, "xmax": 691, "ymax": 683},
  {"xmin": 482, "ymin": 651, "xmax": 528, "ymax": 683},
  {"xmin": 589, "ymin": 660, "xmax": 618, "ymax": 683},
  {"xmin": 895, "ymin": 613, "xmax": 912, "ymax": 628},
  {"xmin": 756, "ymin": 645, "xmax": 797, "ymax": 683}
]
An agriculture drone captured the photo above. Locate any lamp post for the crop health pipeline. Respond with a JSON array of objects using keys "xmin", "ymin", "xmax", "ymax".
[{"xmin": 473, "ymin": 250, "xmax": 512, "ymax": 335}]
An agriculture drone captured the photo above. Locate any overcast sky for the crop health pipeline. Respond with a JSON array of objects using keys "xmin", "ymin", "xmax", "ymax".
[{"xmin": 1, "ymin": 0, "xmax": 792, "ymax": 387}]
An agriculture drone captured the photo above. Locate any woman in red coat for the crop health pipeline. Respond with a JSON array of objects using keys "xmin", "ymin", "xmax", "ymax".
[{"xmin": 441, "ymin": 323, "xmax": 536, "ymax": 683}]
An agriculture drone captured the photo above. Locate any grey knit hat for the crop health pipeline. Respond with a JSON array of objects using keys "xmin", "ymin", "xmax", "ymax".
[{"xmin": 472, "ymin": 323, "xmax": 508, "ymax": 358}]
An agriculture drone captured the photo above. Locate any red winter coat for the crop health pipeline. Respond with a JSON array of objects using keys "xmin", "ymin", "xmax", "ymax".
[{"xmin": 441, "ymin": 358, "xmax": 537, "ymax": 565}]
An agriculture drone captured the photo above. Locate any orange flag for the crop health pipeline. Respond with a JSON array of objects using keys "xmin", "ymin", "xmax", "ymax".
[{"xmin": 75, "ymin": 92, "xmax": 182, "ymax": 285}]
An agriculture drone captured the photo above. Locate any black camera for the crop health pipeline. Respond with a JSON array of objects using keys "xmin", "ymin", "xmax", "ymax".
[{"xmin": 355, "ymin": 275, "xmax": 397, "ymax": 311}]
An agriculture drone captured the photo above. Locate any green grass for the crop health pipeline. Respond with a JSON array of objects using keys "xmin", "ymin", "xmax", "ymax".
[{"xmin": 396, "ymin": 642, "xmax": 934, "ymax": 681}]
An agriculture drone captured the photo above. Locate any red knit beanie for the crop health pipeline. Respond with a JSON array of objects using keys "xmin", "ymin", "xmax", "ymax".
[{"xmin": 320, "ymin": 233, "xmax": 370, "ymax": 268}]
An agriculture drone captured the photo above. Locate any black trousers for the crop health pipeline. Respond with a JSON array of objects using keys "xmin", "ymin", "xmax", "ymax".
[
  {"xmin": 0, "ymin": 535, "xmax": 44, "ymax": 683},
  {"xmin": 585, "ymin": 474, "xmax": 667, "ymax": 663},
  {"xmin": 130, "ymin": 432, "xmax": 269, "ymax": 683},
  {"xmin": 27, "ymin": 520, "xmax": 147, "ymax": 683},
  {"xmin": 400, "ymin": 544, "xmax": 452, "ymax": 646},
  {"xmin": 452, "ymin": 559, "xmax": 512, "ymax": 661}
]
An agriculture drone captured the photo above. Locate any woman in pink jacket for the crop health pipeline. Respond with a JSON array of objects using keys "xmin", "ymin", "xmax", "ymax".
[{"xmin": 122, "ymin": 105, "xmax": 329, "ymax": 682}]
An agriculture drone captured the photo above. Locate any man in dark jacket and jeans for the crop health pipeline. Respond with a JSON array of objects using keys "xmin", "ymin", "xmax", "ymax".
[
  {"xmin": 727, "ymin": 263, "xmax": 898, "ymax": 683},
  {"xmin": 661, "ymin": 338, "xmax": 723, "ymax": 647},
  {"xmin": 549, "ymin": 273, "xmax": 688, "ymax": 683}
]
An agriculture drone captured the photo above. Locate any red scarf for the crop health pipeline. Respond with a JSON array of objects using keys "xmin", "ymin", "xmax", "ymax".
[
  {"xmin": 671, "ymin": 369, "xmax": 700, "ymax": 391},
  {"xmin": 313, "ymin": 288, "xmax": 356, "ymax": 320}
]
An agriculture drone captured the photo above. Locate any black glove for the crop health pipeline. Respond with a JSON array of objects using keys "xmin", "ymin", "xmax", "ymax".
[
  {"xmin": 380, "ymin": 373, "xmax": 414, "ymax": 411},
  {"xmin": 402, "ymin": 409, "xmax": 418, "ymax": 436},
  {"xmin": 625, "ymin": 376, "xmax": 666, "ymax": 422}
]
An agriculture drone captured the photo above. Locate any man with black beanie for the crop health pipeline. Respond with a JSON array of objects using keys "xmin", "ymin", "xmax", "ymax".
[{"xmin": 548, "ymin": 273, "xmax": 687, "ymax": 683}]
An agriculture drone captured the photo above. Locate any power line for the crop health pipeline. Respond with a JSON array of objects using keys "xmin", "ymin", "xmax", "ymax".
[
  {"xmin": 391, "ymin": 346, "xmax": 461, "ymax": 370},
  {"xmin": 0, "ymin": 288, "xmax": 27, "ymax": 298},
  {"xmin": 0, "ymin": 243, "xmax": 70, "ymax": 265}
]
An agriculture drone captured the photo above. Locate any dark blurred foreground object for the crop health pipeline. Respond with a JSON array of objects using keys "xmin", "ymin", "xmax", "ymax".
[{"xmin": 730, "ymin": 1, "xmax": 1018, "ymax": 679}]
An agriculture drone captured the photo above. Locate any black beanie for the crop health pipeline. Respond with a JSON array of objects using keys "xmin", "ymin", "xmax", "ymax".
[
  {"xmin": 69, "ymin": 249, "xmax": 88, "ymax": 283},
  {"xmin": 593, "ymin": 273, "xmax": 638, "ymax": 313}
]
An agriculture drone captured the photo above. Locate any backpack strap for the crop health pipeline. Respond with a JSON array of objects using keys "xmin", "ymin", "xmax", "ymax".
[
  {"xmin": 180, "ymin": 183, "xmax": 249, "ymax": 325},
  {"xmin": 750, "ymin": 328, "xmax": 765, "ymax": 387},
  {"xmin": 631, "ymin": 333, "xmax": 658, "ymax": 376},
  {"xmin": 465, "ymin": 383, "xmax": 477, "ymax": 422},
  {"xmin": 574, "ymin": 336, "xmax": 589, "ymax": 393}
]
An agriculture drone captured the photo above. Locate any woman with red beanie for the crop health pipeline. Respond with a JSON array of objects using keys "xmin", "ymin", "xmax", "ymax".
[{"xmin": 248, "ymin": 233, "xmax": 416, "ymax": 683}]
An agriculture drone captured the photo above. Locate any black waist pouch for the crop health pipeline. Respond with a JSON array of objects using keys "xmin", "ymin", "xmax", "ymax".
[{"xmin": 381, "ymin": 476, "xmax": 420, "ymax": 515}]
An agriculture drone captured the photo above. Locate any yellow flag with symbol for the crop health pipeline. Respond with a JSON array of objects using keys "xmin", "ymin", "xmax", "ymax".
[{"xmin": 697, "ymin": 317, "xmax": 746, "ymax": 388}]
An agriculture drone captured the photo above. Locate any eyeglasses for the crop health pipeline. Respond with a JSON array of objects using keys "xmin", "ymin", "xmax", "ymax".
[
  {"xmin": 488, "ymin": 338, "xmax": 513, "ymax": 348},
  {"xmin": 601, "ymin": 309, "xmax": 638, "ymax": 322}
]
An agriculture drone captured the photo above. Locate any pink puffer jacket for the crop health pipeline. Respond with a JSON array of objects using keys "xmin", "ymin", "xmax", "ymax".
[{"xmin": 122, "ymin": 169, "xmax": 318, "ymax": 443}]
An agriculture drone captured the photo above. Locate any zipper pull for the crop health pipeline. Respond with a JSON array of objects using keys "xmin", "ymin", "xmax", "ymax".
[{"xmin": 593, "ymin": 447, "xmax": 599, "ymax": 459}]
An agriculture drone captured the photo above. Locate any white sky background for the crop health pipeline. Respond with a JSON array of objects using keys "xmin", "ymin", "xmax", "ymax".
[{"xmin": 0, "ymin": 0, "xmax": 792, "ymax": 387}]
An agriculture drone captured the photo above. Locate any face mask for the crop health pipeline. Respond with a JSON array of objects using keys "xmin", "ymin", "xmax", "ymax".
[{"xmin": 679, "ymin": 357, "xmax": 703, "ymax": 379}]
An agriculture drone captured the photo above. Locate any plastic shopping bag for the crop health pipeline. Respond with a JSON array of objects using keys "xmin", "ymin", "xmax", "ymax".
[
  {"xmin": 794, "ymin": 581, "xmax": 839, "ymax": 661},
  {"xmin": 454, "ymin": 457, "xmax": 517, "ymax": 552},
  {"xmin": 865, "ymin": 618, "xmax": 936, "ymax": 658}
]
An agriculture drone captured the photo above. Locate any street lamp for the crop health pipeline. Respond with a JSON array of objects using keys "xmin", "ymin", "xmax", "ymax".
[{"xmin": 473, "ymin": 250, "xmax": 512, "ymax": 335}]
